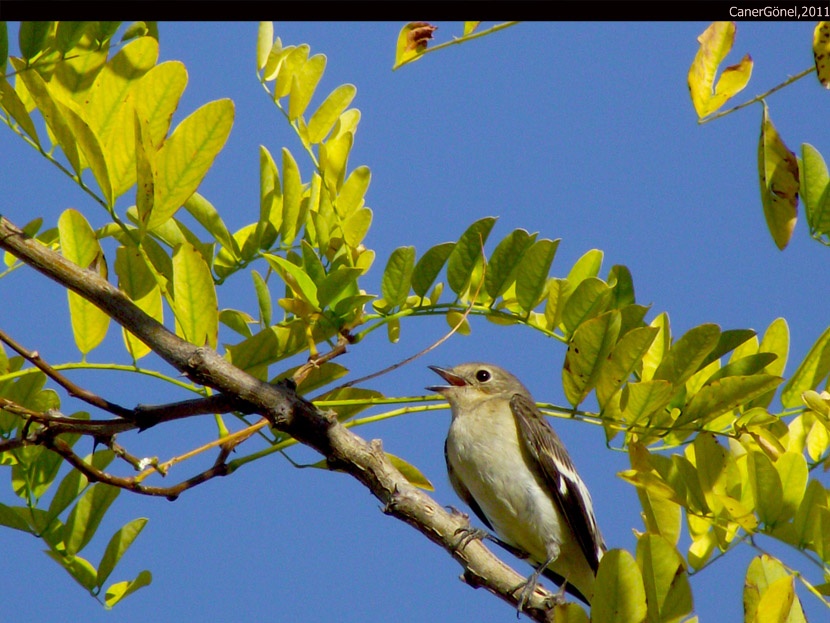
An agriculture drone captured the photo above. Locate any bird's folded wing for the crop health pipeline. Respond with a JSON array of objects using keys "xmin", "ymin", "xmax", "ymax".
[{"xmin": 510, "ymin": 393, "xmax": 604, "ymax": 571}]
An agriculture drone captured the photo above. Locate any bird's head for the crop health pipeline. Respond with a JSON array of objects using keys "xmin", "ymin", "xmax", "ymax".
[{"xmin": 427, "ymin": 362, "xmax": 531, "ymax": 410}]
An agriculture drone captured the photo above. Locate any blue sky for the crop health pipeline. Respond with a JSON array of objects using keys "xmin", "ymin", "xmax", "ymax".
[{"xmin": 2, "ymin": 21, "xmax": 829, "ymax": 623}]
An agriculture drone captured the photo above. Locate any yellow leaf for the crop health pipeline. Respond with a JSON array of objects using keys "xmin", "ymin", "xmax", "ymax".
[
  {"xmin": 134, "ymin": 61, "xmax": 188, "ymax": 150},
  {"xmin": 687, "ymin": 22, "xmax": 752, "ymax": 118},
  {"xmin": 257, "ymin": 22, "xmax": 274, "ymax": 72},
  {"xmin": 172, "ymin": 242, "xmax": 218, "ymax": 348},
  {"xmin": 10, "ymin": 57, "xmax": 81, "ymax": 174},
  {"xmin": 446, "ymin": 310, "xmax": 471, "ymax": 335},
  {"xmin": 115, "ymin": 246, "xmax": 163, "ymax": 360},
  {"xmin": 58, "ymin": 209, "xmax": 110, "ymax": 355},
  {"xmin": 813, "ymin": 22, "xmax": 830, "ymax": 88},
  {"xmin": 84, "ymin": 37, "xmax": 159, "ymax": 198},
  {"xmin": 758, "ymin": 103, "xmax": 799, "ymax": 250},
  {"xmin": 386, "ymin": 453, "xmax": 434, "ymax": 491},
  {"xmin": 393, "ymin": 22, "xmax": 438, "ymax": 70},
  {"xmin": 150, "ymin": 99, "xmax": 235, "ymax": 230},
  {"xmin": 592, "ymin": 549, "xmax": 647, "ymax": 623}
]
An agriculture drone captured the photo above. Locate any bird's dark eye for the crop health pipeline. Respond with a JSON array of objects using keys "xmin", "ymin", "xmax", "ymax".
[{"xmin": 475, "ymin": 369, "xmax": 491, "ymax": 383}]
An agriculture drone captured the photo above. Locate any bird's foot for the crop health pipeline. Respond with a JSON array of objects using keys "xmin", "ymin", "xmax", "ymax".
[{"xmin": 452, "ymin": 525, "xmax": 490, "ymax": 551}]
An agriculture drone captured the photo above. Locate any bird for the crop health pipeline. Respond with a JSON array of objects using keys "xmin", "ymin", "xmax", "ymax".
[{"xmin": 427, "ymin": 362, "xmax": 605, "ymax": 608}]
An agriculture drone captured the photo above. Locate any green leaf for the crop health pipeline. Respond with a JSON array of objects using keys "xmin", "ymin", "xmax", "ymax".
[
  {"xmin": 316, "ymin": 386, "xmax": 383, "ymax": 421},
  {"xmin": 0, "ymin": 22, "xmax": 8, "ymax": 70},
  {"xmin": 134, "ymin": 61, "xmax": 188, "ymax": 150},
  {"xmin": 516, "ymin": 238, "xmax": 559, "ymax": 312},
  {"xmin": 596, "ymin": 326, "xmax": 659, "ymax": 408},
  {"xmin": 226, "ymin": 325, "xmax": 301, "ymax": 375},
  {"xmin": 258, "ymin": 144, "xmax": 282, "ymax": 247},
  {"xmin": 58, "ymin": 209, "xmax": 110, "ymax": 355},
  {"xmin": 675, "ymin": 374, "xmax": 782, "ymax": 429},
  {"xmin": 758, "ymin": 103, "xmax": 799, "ymax": 250},
  {"xmin": 386, "ymin": 453, "xmax": 434, "ymax": 491},
  {"xmin": 257, "ymin": 22, "xmax": 274, "ymax": 71},
  {"xmin": 747, "ymin": 450, "xmax": 784, "ymax": 526},
  {"xmin": 58, "ymin": 101, "xmax": 115, "ymax": 205},
  {"xmin": 45, "ymin": 551, "xmax": 98, "ymax": 591},
  {"xmin": 264, "ymin": 254, "xmax": 319, "ymax": 308},
  {"xmin": 592, "ymin": 549, "xmax": 647, "ymax": 623},
  {"xmin": 781, "ymin": 326, "xmax": 830, "ymax": 408},
  {"xmin": 280, "ymin": 147, "xmax": 302, "ymax": 245},
  {"xmin": 289, "ymin": 53, "xmax": 326, "ymax": 121},
  {"xmin": 97, "ymin": 518, "xmax": 148, "ymax": 589},
  {"xmin": 46, "ymin": 453, "xmax": 104, "ymax": 522},
  {"xmin": 801, "ymin": 143, "xmax": 830, "ymax": 238},
  {"xmin": 317, "ymin": 267, "xmax": 362, "ymax": 309},
  {"xmin": 773, "ymin": 451, "xmax": 807, "ymax": 524},
  {"xmin": 543, "ymin": 278, "xmax": 571, "ymax": 331},
  {"xmin": 150, "ymin": 98, "xmax": 234, "ymax": 230},
  {"xmin": 307, "ymin": 84, "xmax": 356, "ymax": 144},
  {"xmin": 184, "ymin": 192, "xmax": 238, "ymax": 258},
  {"xmin": 251, "ymin": 270, "xmax": 272, "ymax": 327},
  {"xmin": 273, "ymin": 362, "xmax": 349, "ymax": 394},
  {"xmin": 411, "ymin": 242, "xmax": 455, "ymax": 298},
  {"xmin": 0, "ymin": 75, "xmax": 40, "ymax": 146},
  {"xmin": 484, "ymin": 228, "xmax": 535, "ymax": 299},
  {"xmin": 381, "ymin": 246, "xmax": 415, "ymax": 309},
  {"xmin": 219, "ymin": 309, "xmax": 256, "ymax": 338},
  {"xmin": 0, "ymin": 503, "xmax": 35, "ymax": 533},
  {"xmin": 446, "ymin": 217, "xmax": 497, "ymax": 295},
  {"xmin": 11, "ymin": 57, "xmax": 81, "ymax": 173},
  {"xmin": 699, "ymin": 328, "xmax": 756, "ymax": 369},
  {"xmin": 172, "ymin": 242, "xmax": 218, "ymax": 348},
  {"xmin": 566, "ymin": 248, "xmax": 603, "ymax": 285},
  {"xmin": 104, "ymin": 570, "xmax": 152, "ymax": 609},
  {"xmin": 622, "ymin": 380, "xmax": 675, "ymax": 425},
  {"xmin": 335, "ymin": 165, "xmax": 371, "ymax": 218},
  {"xmin": 653, "ymin": 323, "xmax": 721, "ymax": 386},
  {"xmin": 705, "ymin": 352, "xmax": 777, "ymax": 382},
  {"xmin": 19, "ymin": 21, "xmax": 53, "ymax": 61},
  {"xmin": 562, "ymin": 310, "xmax": 621, "ymax": 406},
  {"xmin": 561, "ymin": 277, "xmax": 611, "ymax": 336},
  {"xmin": 636, "ymin": 534, "xmax": 693, "ymax": 623},
  {"xmin": 608, "ymin": 264, "xmax": 636, "ymax": 308},
  {"xmin": 342, "ymin": 207, "xmax": 373, "ymax": 248},
  {"xmin": 64, "ymin": 483, "xmax": 120, "ymax": 556}
]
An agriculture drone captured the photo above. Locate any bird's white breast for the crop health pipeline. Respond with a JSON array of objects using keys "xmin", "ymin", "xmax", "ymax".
[{"xmin": 446, "ymin": 399, "xmax": 564, "ymax": 562}]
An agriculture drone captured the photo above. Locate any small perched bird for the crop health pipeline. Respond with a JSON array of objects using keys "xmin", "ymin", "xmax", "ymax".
[{"xmin": 428, "ymin": 362, "xmax": 605, "ymax": 607}]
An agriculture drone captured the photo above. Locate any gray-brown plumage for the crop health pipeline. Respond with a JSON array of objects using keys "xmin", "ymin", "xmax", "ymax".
[{"xmin": 428, "ymin": 362, "xmax": 605, "ymax": 606}]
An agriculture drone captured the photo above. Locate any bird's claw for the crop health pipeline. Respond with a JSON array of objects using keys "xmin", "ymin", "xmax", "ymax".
[{"xmin": 453, "ymin": 525, "xmax": 489, "ymax": 551}]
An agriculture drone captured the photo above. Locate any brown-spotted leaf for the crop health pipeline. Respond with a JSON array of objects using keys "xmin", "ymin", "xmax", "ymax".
[
  {"xmin": 813, "ymin": 22, "xmax": 830, "ymax": 88},
  {"xmin": 758, "ymin": 103, "xmax": 799, "ymax": 250},
  {"xmin": 688, "ymin": 22, "xmax": 752, "ymax": 118},
  {"xmin": 393, "ymin": 22, "xmax": 437, "ymax": 70}
]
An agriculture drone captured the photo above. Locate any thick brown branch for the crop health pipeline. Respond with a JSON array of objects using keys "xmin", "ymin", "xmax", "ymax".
[{"xmin": 0, "ymin": 215, "xmax": 560, "ymax": 621}]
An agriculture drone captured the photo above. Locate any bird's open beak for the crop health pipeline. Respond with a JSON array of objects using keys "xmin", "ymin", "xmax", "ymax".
[{"xmin": 426, "ymin": 365, "xmax": 467, "ymax": 393}]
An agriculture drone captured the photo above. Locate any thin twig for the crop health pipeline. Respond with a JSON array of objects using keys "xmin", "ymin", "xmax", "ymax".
[
  {"xmin": 698, "ymin": 66, "xmax": 815, "ymax": 124},
  {"xmin": 331, "ymin": 241, "xmax": 488, "ymax": 392},
  {"xmin": 0, "ymin": 327, "xmax": 134, "ymax": 418}
]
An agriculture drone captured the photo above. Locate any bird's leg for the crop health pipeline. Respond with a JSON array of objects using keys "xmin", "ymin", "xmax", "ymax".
[{"xmin": 514, "ymin": 545, "xmax": 562, "ymax": 616}]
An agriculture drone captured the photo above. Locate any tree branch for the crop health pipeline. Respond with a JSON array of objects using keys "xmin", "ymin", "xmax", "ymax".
[{"xmin": 0, "ymin": 215, "xmax": 562, "ymax": 620}]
